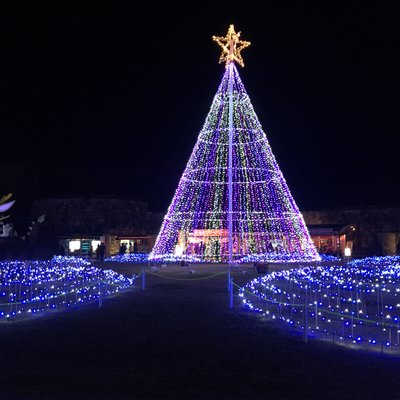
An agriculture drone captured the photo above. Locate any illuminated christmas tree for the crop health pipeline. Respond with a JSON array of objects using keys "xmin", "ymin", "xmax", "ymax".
[{"xmin": 150, "ymin": 25, "xmax": 320, "ymax": 263}]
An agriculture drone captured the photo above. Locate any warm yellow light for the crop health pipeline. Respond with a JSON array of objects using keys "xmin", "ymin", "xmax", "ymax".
[
  {"xmin": 174, "ymin": 244, "xmax": 184, "ymax": 257},
  {"xmin": 344, "ymin": 247, "xmax": 352, "ymax": 257},
  {"xmin": 91, "ymin": 240, "xmax": 101, "ymax": 251},
  {"xmin": 213, "ymin": 24, "xmax": 251, "ymax": 67},
  {"xmin": 69, "ymin": 240, "xmax": 81, "ymax": 252}
]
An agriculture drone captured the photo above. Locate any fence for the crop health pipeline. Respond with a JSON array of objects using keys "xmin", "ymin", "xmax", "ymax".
[{"xmin": 236, "ymin": 279, "xmax": 400, "ymax": 355}]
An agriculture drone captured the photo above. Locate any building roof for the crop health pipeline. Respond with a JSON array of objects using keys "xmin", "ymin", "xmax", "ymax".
[{"xmin": 307, "ymin": 224, "xmax": 352, "ymax": 235}]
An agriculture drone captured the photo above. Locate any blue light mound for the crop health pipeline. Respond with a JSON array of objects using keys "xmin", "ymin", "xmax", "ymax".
[{"xmin": 240, "ymin": 256, "xmax": 400, "ymax": 353}]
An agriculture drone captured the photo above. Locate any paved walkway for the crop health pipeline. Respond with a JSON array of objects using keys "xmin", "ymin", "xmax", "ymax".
[{"xmin": 0, "ymin": 263, "xmax": 399, "ymax": 400}]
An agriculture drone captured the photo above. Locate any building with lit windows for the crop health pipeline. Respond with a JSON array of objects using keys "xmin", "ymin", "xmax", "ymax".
[
  {"xmin": 30, "ymin": 198, "xmax": 160, "ymax": 258},
  {"xmin": 26, "ymin": 199, "xmax": 400, "ymax": 260}
]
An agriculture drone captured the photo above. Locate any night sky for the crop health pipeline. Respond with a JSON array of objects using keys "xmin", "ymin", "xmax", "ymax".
[{"xmin": 1, "ymin": 3, "xmax": 399, "ymax": 215}]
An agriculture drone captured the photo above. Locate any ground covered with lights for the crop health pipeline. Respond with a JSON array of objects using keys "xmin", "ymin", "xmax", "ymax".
[
  {"xmin": 0, "ymin": 256, "xmax": 134, "ymax": 320},
  {"xmin": 241, "ymin": 256, "xmax": 400, "ymax": 353},
  {"xmin": 0, "ymin": 261, "xmax": 399, "ymax": 400}
]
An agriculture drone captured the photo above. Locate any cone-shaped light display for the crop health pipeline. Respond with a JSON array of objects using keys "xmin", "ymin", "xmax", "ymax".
[{"xmin": 150, "ymin": 28, "xmax": 320, "ymax": 263}]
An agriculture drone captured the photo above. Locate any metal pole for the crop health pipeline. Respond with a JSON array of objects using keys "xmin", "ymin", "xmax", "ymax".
[
  {"xmin": 304, "ymin": 284, "xmax": 308, "ymax": 343},
  {"xmin": 351, "ymin": 312, "xmax": 354, "ymax": 338},
  {"xmin": 377, "ymin": 289, "xmax": 380, "ymax": 319},
  {"xmin": 356, "ymin": 285, "xmax": 359, "ymax": 321},
  {"xmin": 315, "ymin": 301, "xmax": 318, "ymax": 329},
  {"xmin": 227, "ymin": 267, "xmax": 231, "ymax": 292},
  {"xmin": 228, "ymin": 62, "xmax": 234, "ymax": 270},
  {"xmin": 229, "ymin": 278, "xmax": 234, "ymax": 308},
  {"xmin": 98, "ymin": 279, "xmax": 102, "ymax": 308},
  {"xmin": 142, "ymin": 267, "xmax": 146, "ymax": 291}
]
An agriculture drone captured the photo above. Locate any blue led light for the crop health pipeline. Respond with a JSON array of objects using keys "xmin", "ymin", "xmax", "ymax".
[
  {"xmin": 240, "ymin": 256, "xmax": 400, "ymax": 352},
  {"xmin": 105, "ymin": 253, "xmax": 149, "ymax": 263},
  {"xmin": 0, "ymin": 256, "xmax": 135, "ymax": 320}
]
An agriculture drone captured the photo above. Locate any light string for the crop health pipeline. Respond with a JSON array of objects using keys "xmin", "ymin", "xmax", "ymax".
[
  {"xmin": 240, "ymin": 255, "xmax": 400, "ymax": 352},
  {"xmin": 0, "ymin": 256, "xmax": 134, "ymax": 320},
  {"xmin": 105, "ymin": 253, "xmax": 148, "ymax": 263},
  {"xmin": 150, "ymin": 63, "xmax": 319, "ymax": 263}
]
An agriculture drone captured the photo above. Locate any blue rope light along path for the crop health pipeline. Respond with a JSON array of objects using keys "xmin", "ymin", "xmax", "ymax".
[{"xmin": 240, "ymin": 256, "xmax": 400, "ymax": 354}]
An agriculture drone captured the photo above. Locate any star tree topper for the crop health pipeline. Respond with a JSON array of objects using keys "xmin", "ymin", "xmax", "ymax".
[{"xmin": 212, "ymin": 25, "xmax": 251, "ymax": 67}]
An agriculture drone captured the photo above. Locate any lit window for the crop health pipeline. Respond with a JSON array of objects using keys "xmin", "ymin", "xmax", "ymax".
[
  {"xmin": 91, "ymin": 240, "xmax": 101, "ymax": 250},
  {"xmin": 69, "ymin": 240, "xmax": 81, "ymax": 252}
]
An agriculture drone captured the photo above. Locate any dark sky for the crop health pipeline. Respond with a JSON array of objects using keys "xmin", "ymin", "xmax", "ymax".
[{"xmin": 1, "ymin": 2, "xmax": 399, "ymax": 214}]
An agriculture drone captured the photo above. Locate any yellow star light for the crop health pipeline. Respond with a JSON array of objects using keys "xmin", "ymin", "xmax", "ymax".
[{"xmin": 212, "ymin": 25, "xmax": 251, "ymax": 68}]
